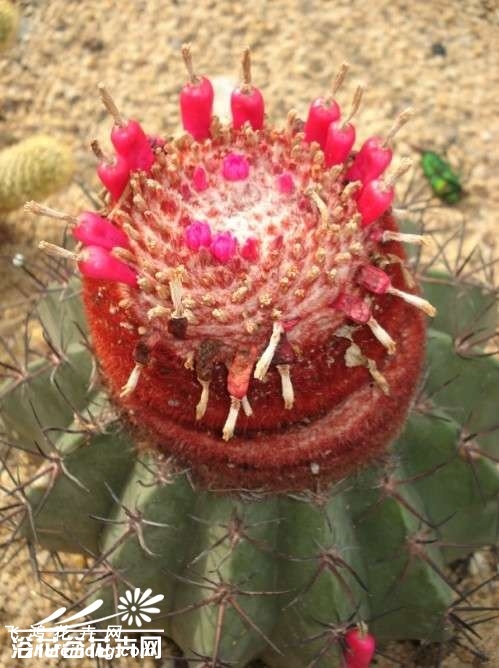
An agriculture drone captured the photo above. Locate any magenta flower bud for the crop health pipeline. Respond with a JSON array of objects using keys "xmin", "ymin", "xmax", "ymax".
[
  {"xmin": 344, "ymin": 628, "xmax": 376, "ymax": 668},
  {"xmin": 276, "ymin": 172, "xmax": 295, "ymax": 195},
  {"xmin": 222, "ymin": 153, "xmax": 250, "ymax": 181},
  {"xmin": 184, "ymin": 220, "xmax": 212, "ymax": 251},
  {"xmin": 240, "ymin": 237, "xmax": 260, "ymax": 262},
  {"xmin": 192, "ymin": 165, "xmax": 209, "ymax": 191},
  {"xmin": 210, "ymin": 231, "xmax": 237, "ymax": 263}
]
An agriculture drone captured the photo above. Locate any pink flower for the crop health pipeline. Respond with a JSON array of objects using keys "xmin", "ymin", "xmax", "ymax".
[
  {"xmin": 184, "ymin": 220, "xmax": 212, "ymax": 251},
  {"xmin": 276, "ymin": 172, "xmax": 295, "ymax": 194},
  {"xmin": 222, "ymin": 153, "xmax": 250, "ymax": 181},
  {"xmin": 210, "ymin": 231, "xmax": 237, "ymax": 263}
]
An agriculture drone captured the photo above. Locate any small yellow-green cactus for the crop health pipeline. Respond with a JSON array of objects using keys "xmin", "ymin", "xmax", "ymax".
[
  {"xmin": 0, "ymin": 135, "xmax": 74, "ymax": 212},
  {"xmin": 0, "ymin": 0, "xmax": 19, "ymax": 52}
]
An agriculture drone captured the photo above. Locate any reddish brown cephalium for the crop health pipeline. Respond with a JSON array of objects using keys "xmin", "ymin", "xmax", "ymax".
[{"xmin": 83, "ymin": 122, "xmax": 426, "ymax": 490}]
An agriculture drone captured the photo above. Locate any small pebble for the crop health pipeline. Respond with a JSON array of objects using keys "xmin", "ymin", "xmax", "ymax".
[{"xmin": 431, "ymin": 42, "xmax": 447, "ymax": 57}]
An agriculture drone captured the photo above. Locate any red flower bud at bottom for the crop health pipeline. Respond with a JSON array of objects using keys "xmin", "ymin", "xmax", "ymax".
[{"xmin": 344, "ymin": 628, "xmax": 376, "ymax": 668}]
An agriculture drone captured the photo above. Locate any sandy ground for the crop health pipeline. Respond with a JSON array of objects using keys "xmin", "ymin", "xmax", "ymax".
[{"xmin": 1, "ymin": 0, "xmax": 499, "ymax": 666}]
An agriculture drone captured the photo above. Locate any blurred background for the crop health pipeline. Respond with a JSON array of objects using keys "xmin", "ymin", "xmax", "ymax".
[{"xmin": 0, "ymin": 1, "xmax": 498, "ymax": 665}]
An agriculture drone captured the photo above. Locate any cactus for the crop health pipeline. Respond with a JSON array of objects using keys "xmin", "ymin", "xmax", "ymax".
[
  {"xmin": 2, "ymin": 53, "xmax": 499, "ymax": 667},
  {"xmin": 0, "ymin": 0, "xmax": 19, "ymax": 52},
  {"xmin": 0, "ymin": 135, "xmax": 74, "ymax": 213}
]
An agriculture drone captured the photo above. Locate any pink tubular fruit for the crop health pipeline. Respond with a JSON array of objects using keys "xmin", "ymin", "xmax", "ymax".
[
  {"xmin": 111, "ymin": 119, "xmax": 154, "ymax": 171},
  {"xmin": 73, "ymin": 212, "xmax": 130, "ymax": 250},
  {"xmin": 325, "ymin": 120, "xmax": 356, "ymax": 167},
  {"xmin": 304, "ymin": 97, "xmax": 341, "ymax": 148},
  {"xmin": 357, "ymin": 179, "xmax": 394, "ymax": 227},
  {"xmin": 346, "ymin": 136, "xmax": 392, "ymax": 183},
  {"xmin": 96, "ymin": 153, "xmax": 130, "ymax": 201},
  {"xmin": 180, "ymin": 76, "xmax": 214, "ymax": 141},
  {"xmin": 179, "ymin": 44, "xmax": 214, "ymax": 142},
  {"xmin": 231, "ymin": 86, "xmax": 265, "ymax": 130},
  {"xmin": 78, "ymin": 246, "xmax": 137, "ymax": 286}
]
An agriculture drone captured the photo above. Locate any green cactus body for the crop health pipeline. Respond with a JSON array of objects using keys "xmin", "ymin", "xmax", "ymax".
[
  {"xmin": 0, "ymin": 135, "xmax": 74, "ymax": 212},
  {"xmin": 2, "ymin": 56, "xmax": 499, "ymax": 667},
  {"xmin": 2, "ymin": 275, "xmax": 498, "ymax": 666},
  {"xmin": 0, "ymin": 0, "xmax": 19, "ymax": 52}
]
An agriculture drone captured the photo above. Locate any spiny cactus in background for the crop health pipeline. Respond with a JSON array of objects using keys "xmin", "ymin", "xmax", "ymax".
[
  {"xmin": 0, "ymin": 0, "xmax": 19, "ymax": 52},
  {"xmin": 2, "ymin": 46, "xmax": 499, "ymax": 667},
  {"xmin": 0, "ymin": 135, "xmax": 74, "ymax": 213}
]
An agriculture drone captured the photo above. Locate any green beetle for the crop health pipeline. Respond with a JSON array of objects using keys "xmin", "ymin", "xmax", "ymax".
[{"xmin": 420, "ymin": 149, "xmax": 464, "ymax": 204}]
